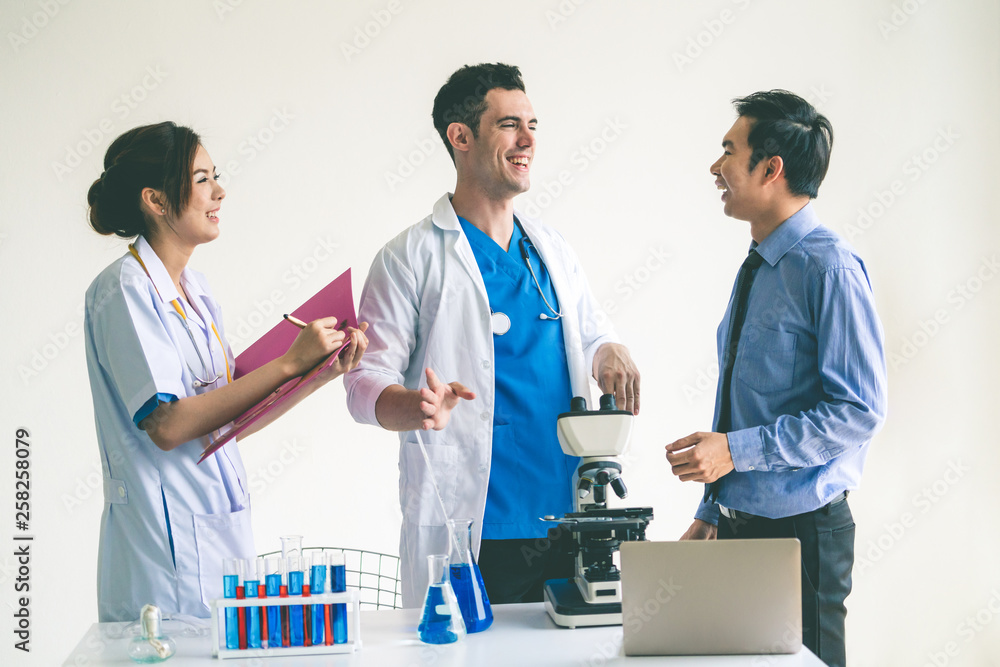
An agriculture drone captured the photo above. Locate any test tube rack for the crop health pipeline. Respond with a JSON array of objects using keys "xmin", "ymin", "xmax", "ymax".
[{"xmin": 209, "ymin": 589, "xmax": 362, "ymax": 659}]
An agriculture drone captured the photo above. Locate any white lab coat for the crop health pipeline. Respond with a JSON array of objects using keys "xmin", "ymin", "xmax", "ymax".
[
  {"xmin": 84, "ymin": 236, "xmax": 255, "ymax": 622},
  {"xmin": 345, "ymin": 194, "xmax": 618, "ymax": 607}
]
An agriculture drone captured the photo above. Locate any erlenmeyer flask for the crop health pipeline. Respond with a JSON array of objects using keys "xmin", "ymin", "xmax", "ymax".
[
  {"xmin": 418, "ymin": 554, "xmax": 466, "ymax": 644},
  {"xmin": 447, "ymin": 518, "xmax": 493, "ymax": 632}
]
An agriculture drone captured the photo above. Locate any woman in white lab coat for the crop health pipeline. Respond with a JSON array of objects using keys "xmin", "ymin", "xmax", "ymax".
[{"xmin": 84, "ymin": 121, "xmax": 368, "ymax": 622}]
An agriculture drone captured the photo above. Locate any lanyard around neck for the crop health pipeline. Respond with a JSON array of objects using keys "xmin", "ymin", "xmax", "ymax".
[{"xmin": 127, "ymin": 244, "xmax": 232, "ymax": 384}]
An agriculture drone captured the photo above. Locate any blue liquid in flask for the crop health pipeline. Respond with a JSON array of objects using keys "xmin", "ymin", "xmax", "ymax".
[
  {"xmin": 418, "ymin": 584, "xmax": 460, "ymax": 644},
  {"xmin": 450, "ymin": 562, "xmax": 493, "ymax": 632}
]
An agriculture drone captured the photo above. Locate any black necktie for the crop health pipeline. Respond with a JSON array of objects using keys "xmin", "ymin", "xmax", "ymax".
[{"xmin": 705, "ymin": 248, "xmax": 765, "ymax": 505}]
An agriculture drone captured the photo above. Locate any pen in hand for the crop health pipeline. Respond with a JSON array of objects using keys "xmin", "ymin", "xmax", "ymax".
[
  {"xmin": 284, "ymin": 313, "xmax": 349, "ymax": 331},
  {"xmin": 283, "ymin": 314, "xmax": 308, "ymax": 329}
]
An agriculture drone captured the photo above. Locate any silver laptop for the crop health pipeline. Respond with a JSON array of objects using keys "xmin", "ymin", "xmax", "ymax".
[{"xmin": 620, "ymin": 539, "xmax": 802, "ymax": 656}]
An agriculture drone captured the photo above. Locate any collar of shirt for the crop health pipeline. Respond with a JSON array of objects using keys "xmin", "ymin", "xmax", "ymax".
[
  {"xmin": 432, "ymin": 193, "xmax": 462, "ymax": 232},
  {"xmin": 434, "ymin": 192, "xmax": 539, "ymax": 243},
  {"xmin": 752, "ymin": 202, "xmax": 822, "ymax": 267},
  {"xmin": 132, "ymin": 235, "xmax": 209, "ymax": 310}
]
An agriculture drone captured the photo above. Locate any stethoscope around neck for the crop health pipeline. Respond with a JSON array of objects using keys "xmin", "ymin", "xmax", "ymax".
[
  {"xmin": 491, "ymin": 222, "xmax": 563, "ymax": 336},
  {"xmin": 167, "ymin": 309, "xmax": 226, "ymax": 388},
  {"xmin": 128, "ymin": 244, "xmax": 232, "ymax": 388}
]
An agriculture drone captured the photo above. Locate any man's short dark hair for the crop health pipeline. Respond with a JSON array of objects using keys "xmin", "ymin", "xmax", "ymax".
[
  {"xmin": 733, "ymin": 90, "xmax": 833, "ymax": 199},
  {"xmin": 432, "ymin": 63, "xmax": 525, "ymax": 163}
]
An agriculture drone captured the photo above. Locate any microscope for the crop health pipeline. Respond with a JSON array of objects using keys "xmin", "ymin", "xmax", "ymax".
[{"xmin": 542, "ymin": 394, "xmax": 654, "ymax": 629}]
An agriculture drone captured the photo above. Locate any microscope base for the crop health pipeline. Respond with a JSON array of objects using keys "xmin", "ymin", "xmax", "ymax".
[{"xmin": 543, "ymin": 578, "xmax": 622, "ymax": 629}]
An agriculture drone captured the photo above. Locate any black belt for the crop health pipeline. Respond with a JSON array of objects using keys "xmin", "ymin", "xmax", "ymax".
[{"xmin": 718, "ymin": 491, "xmax": 848, "ymax": 522}]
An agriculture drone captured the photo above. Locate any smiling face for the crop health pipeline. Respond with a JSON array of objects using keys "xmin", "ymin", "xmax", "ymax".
[
  {"xmin": 710, "ymin": 116, "xmax": 765, "ymax": 221},
  {"xmin": 157, "ymin": 144, "xmax": 225, "ymax": 247},
  {"xmin": 461, "ymin": 87, "xmax": 537, "ymax": 201}
]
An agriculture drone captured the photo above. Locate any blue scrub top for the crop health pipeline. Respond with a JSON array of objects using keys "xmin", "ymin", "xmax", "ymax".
[{"xmin": 458, "ymin": 216, "xmax": 577, "ymax": 540}]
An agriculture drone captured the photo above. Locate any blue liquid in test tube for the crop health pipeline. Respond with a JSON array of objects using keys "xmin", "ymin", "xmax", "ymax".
[
  {"xmin": 287, "ymin": 568, "xmax": 305, "ymax": 646},
  {"xmin": 265, "ymin": 572, "xmax": 282, "ymax": 647},
  {"xmin": 310, "ymin": 564, "xmax": 327, "ymax": 644},
  {"xmin": 244, "ymin": 577, "xmax": 261, "ymax": 649},
  {"xmin": 331, "ymin": 556, "xmax": 347, "ymax": 644},
  {"xmin": 223, "ymin": 574, "xmax": 239, "ymax": 650}
]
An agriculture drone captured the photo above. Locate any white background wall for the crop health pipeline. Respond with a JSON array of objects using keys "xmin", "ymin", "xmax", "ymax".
[{"xmin": 1, "ymin": 1, "xmax": 998, "ymax": 665}]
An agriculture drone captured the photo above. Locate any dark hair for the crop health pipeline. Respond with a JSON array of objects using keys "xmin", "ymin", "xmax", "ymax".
[
  {"xmin": 432, "ymin": 63, "xmax": 525, "ymax": 163},
  {"xmin": 732, "ymin": 90, "xmax": 833, "ymax": 199},
  {"xmin": 87, "ymin": 122, "xmax": 201, "ymax": 238}
]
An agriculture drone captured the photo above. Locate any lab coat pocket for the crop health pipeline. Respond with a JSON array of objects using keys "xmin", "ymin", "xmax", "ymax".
[
  {"xmin": 400, "ymin": 438, "xmax": 461, "ymax": 527},
  {"xmin": 737, "ymin": 326, "xmax": 797, "ymax": 394},
  {"xmin": 192, "ymin": 507, "xmax": 256, "ymax": 609}
]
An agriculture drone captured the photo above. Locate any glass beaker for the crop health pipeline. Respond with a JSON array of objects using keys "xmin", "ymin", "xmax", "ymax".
[
  {"xmin": 280, "ymin": 535, "xmax": 303, "ymax": 559},
  {"xmin": 447, "ymin": 518, "xmax": 493, "ymax": 632},
  {"xmin": 417, "ymin": 554, "xmax": 466, "ymax": 644}
]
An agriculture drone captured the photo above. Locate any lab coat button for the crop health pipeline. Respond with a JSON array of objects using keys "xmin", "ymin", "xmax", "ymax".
[
  {"xmin": 118, "ymin": 486, "xmax": 125, "ymax": 498},
  {"xmin": 482, "ymin": 360, "xmax": 491, "ymax": 370},
  {"xmin": 478, "ymin": 465, "xmax": 487, "ymax": 473},
  {"xmin": 480, "ymin": 411, "xmax": 490, "ymax": 421},
  {"xmin": 748, "ymin": 466, "xmax": 755, "ymax": 471}
]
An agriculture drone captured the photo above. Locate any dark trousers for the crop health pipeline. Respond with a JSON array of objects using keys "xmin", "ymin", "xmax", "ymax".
[
  {"xmin": 478, "ymin": 537, "xmax": 575, "ymax": 604},
  {"xmin": 717, "ymin": 498, "xmax": 855, "ymax": 667}
]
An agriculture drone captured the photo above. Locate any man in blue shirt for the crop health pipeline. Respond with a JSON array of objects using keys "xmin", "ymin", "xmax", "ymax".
[{"xmin": 666, "ymin": 91, "xmax": 887, "ymax": 667}]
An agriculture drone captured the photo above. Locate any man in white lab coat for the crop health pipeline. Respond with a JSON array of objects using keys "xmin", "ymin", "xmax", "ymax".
[{"xmin": 345, "ymin": 63, "xmax": 640, "ymax": 608}]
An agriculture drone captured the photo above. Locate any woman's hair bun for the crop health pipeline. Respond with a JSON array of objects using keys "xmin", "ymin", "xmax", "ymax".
[{"xmin": 86, "ymin": 122, "xmax": 201, "ymax": 239}]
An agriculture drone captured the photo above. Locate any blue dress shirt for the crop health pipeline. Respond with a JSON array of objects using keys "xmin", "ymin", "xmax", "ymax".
[
  {"xmin": 458, "ymin": 217, "xmax": 577, "ymax": 539},
  {"xmin": 695, "ymin": 203, "xmax": 888, "ymax": 524}
]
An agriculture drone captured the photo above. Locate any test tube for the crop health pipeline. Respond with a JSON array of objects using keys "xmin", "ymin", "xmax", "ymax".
[
  {"xmin": 280, "ymin": 532, "xmax": 304, "ymax": 647},
  {"xmin": 302, "ymin": 554, "xmax": 312, "ymax": 647},
  {"xmin": 264, "ymin": 556, "xmax": 284, "ymax": 648},
  {"xmin": 310, "ymin": 554, "xmax": 327, "ymax": 645},
  {"xmin": 330, "ymin": 550, "xmax": 347, "ymax": 644},
  {"xmin": 287, "ymin": 555, "xmax": 305, "ymax": 647},
  {"xmin": 222, "ymin": 558, "xmax": 240, "ymax": 650},
  {"xmin": 256, "ymin": 558, "xmax": 269, "ymax": 648},
  {"xmin": 243, "ymin": 557, "xmax": 261, "ymax": 649},
  {"xmin": 235, "ymin": 566, "xmax": 247, "ymax": 650}
]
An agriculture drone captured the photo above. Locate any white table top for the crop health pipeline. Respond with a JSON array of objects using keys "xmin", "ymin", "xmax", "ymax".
[{"xmin": 63, "ymin": 603, "xmax": 825, "ymax": 666}]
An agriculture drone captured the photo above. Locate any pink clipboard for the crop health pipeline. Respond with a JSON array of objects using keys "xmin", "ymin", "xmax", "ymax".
[{"xmin": 198, "ymin": 268, "xmax": 357, "ymax": 464}]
